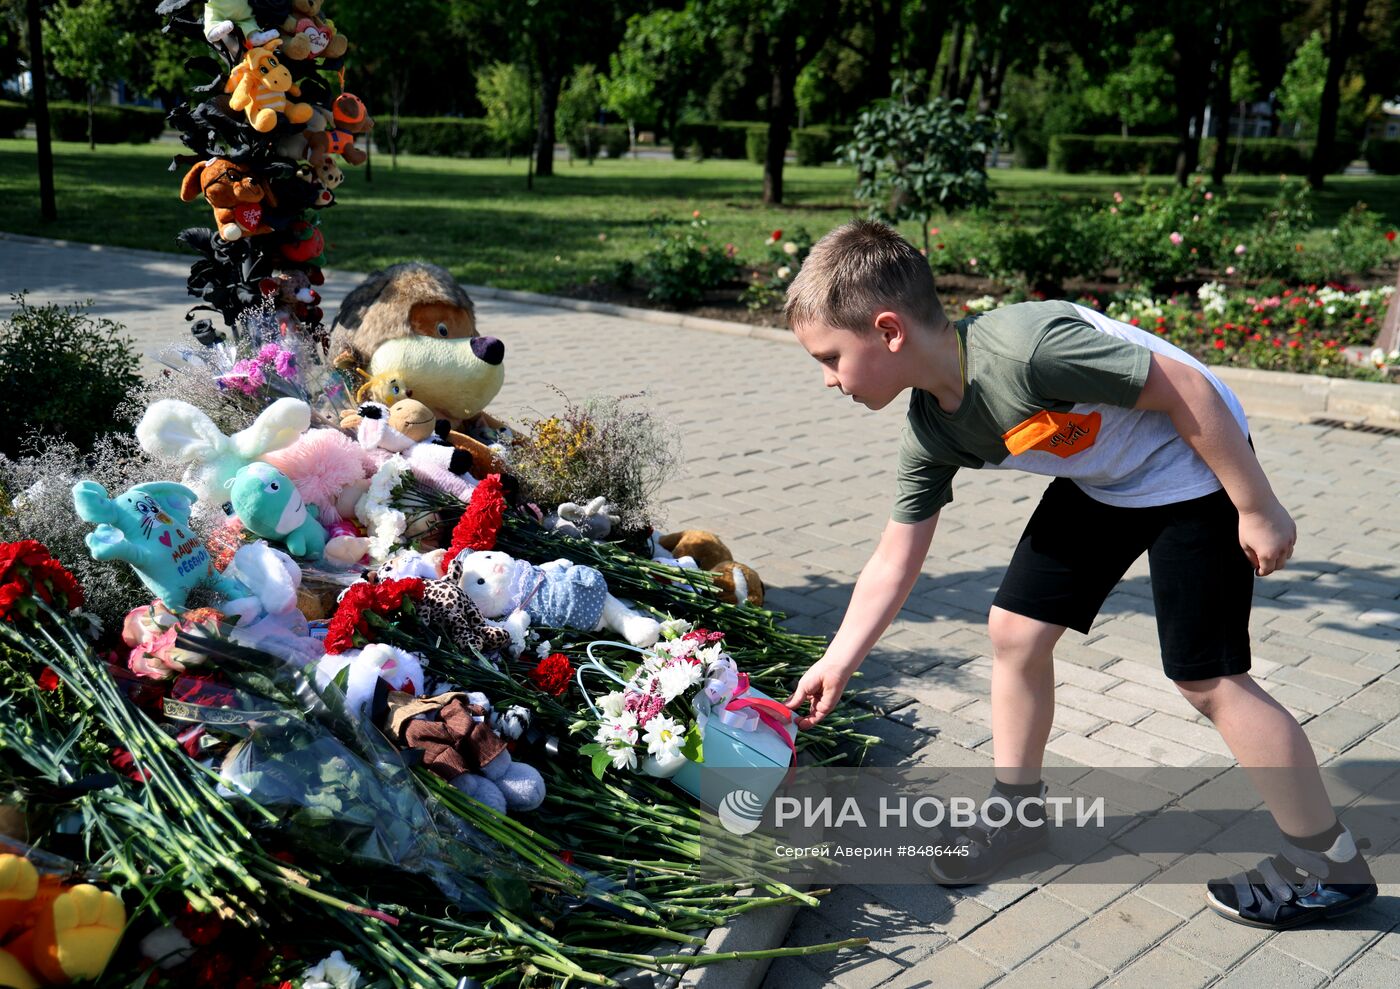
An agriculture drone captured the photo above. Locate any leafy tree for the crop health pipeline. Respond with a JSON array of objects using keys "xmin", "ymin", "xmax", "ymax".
[
  {"xmin": 1083, "ymin": 28, "xmax": 1174, "ymax": 136},
  {"xmin": 1309, "ymin": 0, "xmax": 1369, "ymax": 188},
  {"xmin": 45, "ymin": 0, "xmax": 132, "ymax": 149},
  {"xmin": 601, "ymin": 6, "xmax": 705, "ymax": 147},
  {"xmin": 476, "ymin": 61, "xmax": 533, "ymax": 161},
  {"xmin": 1278, "ymin": 30, "xmax": 1328, "ymax": 137},
  {"xmin": 843, "ymin": 78, "xmax": 999, "ymax": 253},
  {"xmin": 599, "ymin": 50, "xmax": 656, "ymax": 155},
  {"xmin": 556, "ymin": 63, "xmax": 601, "ymax": 162}
]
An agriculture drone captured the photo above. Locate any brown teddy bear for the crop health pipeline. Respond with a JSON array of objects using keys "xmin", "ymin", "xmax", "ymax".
[
  {"xmin": 279, "ymin": 0, "xmax": 348, "ymax": 61},
  {"xmin": 329, "ymin": 263, "xmax": 509, "ymax": 476},
  {"xmin": 179, "ymin": 158, "xmax": 277, "ymax": 241},
  {"xmin": 659, "ymin": 530, "xmax": 765, "ymax": 607}
]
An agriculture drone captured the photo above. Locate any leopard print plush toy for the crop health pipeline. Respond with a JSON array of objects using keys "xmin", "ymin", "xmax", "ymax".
[{"xmin": 372, "ymin": 553, "xmax": 512, "ymax": 656}]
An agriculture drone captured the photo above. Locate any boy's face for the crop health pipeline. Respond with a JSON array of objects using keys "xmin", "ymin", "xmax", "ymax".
[{"xmin": 792, "ymin": 315, "xmax": 907, "ymax": 411}]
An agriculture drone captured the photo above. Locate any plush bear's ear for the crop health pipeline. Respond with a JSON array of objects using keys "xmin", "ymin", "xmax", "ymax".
[{"xmin": 179, "ymin": 161, "xmax": 208, "ymax": 202}]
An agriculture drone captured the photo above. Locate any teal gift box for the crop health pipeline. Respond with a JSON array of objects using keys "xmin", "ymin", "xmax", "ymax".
[
  {"xmin": 672, "ymin": 684, "xmax": 797, "ymax": 810},
  {"xmin": 578, "ymin": 642, "xmax": 798, "ymax": 810}
]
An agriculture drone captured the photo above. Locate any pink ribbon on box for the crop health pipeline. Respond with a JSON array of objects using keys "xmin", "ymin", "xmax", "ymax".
[{"xmin": 709, "ymin": 672, "xmax": 797, "ymax": 769}]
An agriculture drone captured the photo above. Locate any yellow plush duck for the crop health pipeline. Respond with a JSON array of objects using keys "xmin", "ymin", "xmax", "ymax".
[{"xmin": 0, "ymin": 854, "xmax": 125, "ymax": 988}]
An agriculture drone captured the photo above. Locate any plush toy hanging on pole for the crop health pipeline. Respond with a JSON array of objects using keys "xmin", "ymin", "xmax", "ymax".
[{"xmin": 154, "ymin": 0, "xmax": 372, "ymax": 354}]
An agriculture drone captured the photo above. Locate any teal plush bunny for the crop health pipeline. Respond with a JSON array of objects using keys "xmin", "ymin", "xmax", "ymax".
[
  {"xmin": 71, "ymin": 480, "xmax": 245, "ymax": 610},
  {"xmin": 229, "ymin": 463, "xmax": 326, "ymax": 560}
]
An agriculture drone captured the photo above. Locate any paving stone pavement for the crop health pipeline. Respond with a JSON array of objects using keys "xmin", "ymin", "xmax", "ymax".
[{"xmin": 4, "ymin": 236, "xmax": 1399, "ymax": 987}]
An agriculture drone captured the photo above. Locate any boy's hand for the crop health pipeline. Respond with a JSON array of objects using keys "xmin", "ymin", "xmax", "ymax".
[
  {"xmin": 785, "ymin": 654, "xmax": 858, "ymax": 729},
  {"xmin": 1238, "ymin": 501, "xmax": 1296, "ymax": 576}
]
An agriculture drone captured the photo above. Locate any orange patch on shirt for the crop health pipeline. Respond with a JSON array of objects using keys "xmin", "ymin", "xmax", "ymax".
[{"xmin": 1002, "ymin": 410, "xmax": 1102, "ymax": 458}]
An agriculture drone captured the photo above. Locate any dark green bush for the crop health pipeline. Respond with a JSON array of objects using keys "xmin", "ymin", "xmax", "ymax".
[
  {"xmin": 1049, "ymin": 135, "xmax": 1179, "ymax": 174},
  {"xmin": 1364, "ymin": 139, "xmax": 1400, "ymax": 175},
  {"xmin": 0, "ymin": 100, "xmax": 28, "ymax": 138},
  {"xmin": 48, "ymin": 102, "xmax": 165, "ymax": 144},
  {"xmin": 623, "ymin": 220, "xmax": 740, "ymax": 307},
  {"xmin": 989, "ymin": 201, "xmax": 1111, "ymax": 291},
  {"xmin": 0, "ymin": 294, "xmax": 141, "ymax": 458},
  {"xmin": 673, "ymin": 120, "xmax": 764, "ymax": 160},
  {"xmin": 793, "ymin": 126, "xmax": 853, "ymax": 166},
  {"xmin": 745, "ymin": 126, "xmax": 767, "ymax": 165},
  {"xmin": 1049, "ymin": 134, "xmax": 1357, "ymax": 175},
  {"xmin": 378, "ymin": 117, "xmax": 527, "ymax": 157},
  {"xmin": 597, "ymin": 124, "xmax": 630, "ymax": 159}
]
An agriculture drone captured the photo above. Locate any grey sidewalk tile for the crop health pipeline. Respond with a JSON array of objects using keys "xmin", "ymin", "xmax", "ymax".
[
  {"xmin": 876, "ymin": 944, "xmax": 1001, "ymax": 989},
  {"xmin": 1329, "ymin": 950, "xmax": 1400, "ymax": 988},
  {"xmin": 1210, "ymin": 945, "xmax": 1328, "ymax": 989},
  {"xmin": 984, "ymin": 945, "xmax": 1107, "ymax": 988},
  {"xmin": 1058, "ymin": 893, "xmax": 1183, "ymax": 972},
  {"xmin": 1299, "ymin": 705, "xmax": 1382, "ymax": 753},
  {"xmin": 1133, "ymin": 712, "xmax": 1235, "ymax": 759},
  {"xmin": 956, "ymin": 890, "xmax": 1089, "ymax": 970},
  {"xmin": 1089, "ymin": 723, "xmax": 1227, "ymax": 768},
  {"xmin": 1268, "ymin": 914, "xmax": 1386, "ymax": 975},
  {"xmin": 1161, "ymin": 909, "xmax": 1276, "ymax": 970},
  {"xmin": 1102, "ymin": 945, "xmax": 1216, "ymax": 988}
]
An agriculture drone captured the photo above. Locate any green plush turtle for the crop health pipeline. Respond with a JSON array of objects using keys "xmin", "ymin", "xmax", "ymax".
[{"xmin": 229, "ymin": 463, "xmax": 326, "ymax": 560}]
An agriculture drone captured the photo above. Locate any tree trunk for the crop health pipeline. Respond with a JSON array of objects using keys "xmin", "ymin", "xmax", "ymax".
[
  {"xmin": 763, "ymin": 25, "xmax": 799, "ymax": 205},
  {"xmin": 941, "ymin": 21, "xmax": 965, "ymax": 100},
  {"xmin": 1211, "ymin": 22, "xmax": 1234, "ymax": 186},
  {"xmin": 1308, "ymin": 0, "xmax": 1367, "ymax": 190},
  {"xmin": 913, "ymin": 3, "xmax": 949, "ymax": 84},
  {"xmin": 25, "ymin": 0, "xmax": 55, "ymax": 220},
  {"xmin": 1171, "ymin": 25, "xmax": 1214, "ymax": 185},
  {"xmin": 534, "ymin": 53, "xmax": 562, "ymax": 178}
]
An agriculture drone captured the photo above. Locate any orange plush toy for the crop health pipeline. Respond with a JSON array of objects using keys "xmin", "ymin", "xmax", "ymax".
[
  {"xmin": 0, "ymin": 854, "xmax": 125, "ymax": 988},
  {"xmin": 179, "ymin": 159, "xmax": 277, "ymax": 242}
]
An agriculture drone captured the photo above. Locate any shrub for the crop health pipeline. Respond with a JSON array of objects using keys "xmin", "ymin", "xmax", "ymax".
[
  {"xmin": 622, "ymin": 217, "xmax": 741, "ymax": 307},
  {"xmin": 378, "ymin": 117, "xmax": 515, "ymax": 157},
  {"xmin": 48, "ymin": 102, "xmax": 164, "ymax": 144},
  {"xmin": 0, "ymin": 294, "xmax": 142, "ymax": 459},
  {"xmin": 745, "ymin": 125, "xmax": 767, "ymax": 165},
  {"xmin": 844, "ymin": 80, "xmax": 999, "ymax": 251},
  {"xmin": 1233, "ymin": 181, "xmax": 1317, "ymax": 282},
  {"xmin": 0, "ymin": 100, "xmax": 27, "ymax": 138},
  {"xmin": 792, "ymin": 126, "xmax": 854, "ymax": 166},
  {"xmin": 740, "ymin": 227, "xmax": 814, "ymax": 310},
  {"xmin": 988, "ymin": 201, "xmax": 1111, "ymax": 292},
  {"xmin": 596, "ymin": 124, "xmax": 630, "ymax": 159},
  {"xmin": 1316, "ymin": 203, "xmax": 1400, "ymax": 278},
  {"xmin": 1365, "ymin": 140, "xmax": 1400, "ymax": 175},
  {"xmin": 1048, "ymin": 135, "xmax": 1179, "ymax": 174},
  {"xmin": 672, "ymin": 120, "xmax": 763, "ymax": 160}
]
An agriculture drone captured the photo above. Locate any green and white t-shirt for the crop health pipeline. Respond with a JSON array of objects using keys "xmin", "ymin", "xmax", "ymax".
[{"xmin": 892, "ymin": 300, "xmax": 1249, "ymax": 523}]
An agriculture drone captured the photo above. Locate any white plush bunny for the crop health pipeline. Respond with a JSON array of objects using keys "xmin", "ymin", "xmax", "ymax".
[
  {"xmin": 315, "ymin": 643, "xmax": 425, "ymax": 723},
  {"xmin": 219, "ymin": 541, "xmax": 321, "ymax": 662}
]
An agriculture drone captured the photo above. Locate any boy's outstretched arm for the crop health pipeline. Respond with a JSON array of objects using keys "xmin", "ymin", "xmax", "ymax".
[
  {"xmin": 785, "ymin": 513, "xmax": 940, "ymax": 728},
  {"xmin": 1136, "ymin": 352, "xmax": 1296, "ymax": 576}
]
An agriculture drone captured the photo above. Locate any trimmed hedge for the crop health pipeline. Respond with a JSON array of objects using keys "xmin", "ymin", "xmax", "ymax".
[
  {"xmin": 48, "ymin": 102, "xmax": 165, "ymax": 144},
  {"xmin": 792, "ymin": 125, "xmax": 855, "ymax": 166},
  {"xmin": 672, "ymin": 120, "xmax": 765, "ymax": 160},
  {"xmin": 374, "ymin": 117, "xmax": 536, "ymax": 158},
  {"xmin": 745, "ymin": 126, "xmax": 767, "ymax": 164},
  {"xmin": 565, "ymin": 123, "xmax": 629, "ymax": 160},
  {"xmin": 1049, "ymin": 134, "xmax": 1359, "ymax": 175},
  {"xmin": 1364, "ymin": 139, "xmax": 1400, "ymax": 175},
  {"xmin": 0, "ymin": 100, "xmax": 28, "ymax": 138}
]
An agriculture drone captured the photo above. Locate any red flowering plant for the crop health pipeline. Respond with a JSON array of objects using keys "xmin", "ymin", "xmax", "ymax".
[{"xmin": 323, "ymin": 577, "xmax": 426, "ymax": 654}]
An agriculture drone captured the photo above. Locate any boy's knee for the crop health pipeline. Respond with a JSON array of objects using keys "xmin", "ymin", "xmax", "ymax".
[
  {"xmin": 988, "ymin": 607, "xmax": 1059, "ymax": 664},
  {"xmin": 1175, "ymin": 675, "xmax": 1233, "ymax": 718}
]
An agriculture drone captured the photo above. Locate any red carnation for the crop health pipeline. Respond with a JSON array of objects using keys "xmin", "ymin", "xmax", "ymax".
[
  {"xmin": 444, "ymin": 474, "xmax": 507, "ymax": 566},
  {"xmin": 0, "ymin": 540, "xmax": 82, "ymax": 623},
  {"xmin": 1388, "ymin": 230, "xmax": 1397, "ymax": 242},
  {"xmin": 36, "ymin": 666, "xmax": 60, "ymax": 691},
  {"xmin": 324, "ymin": 577, "xmax": 425, "ymax": 654},
  {"xmin": 529, "ymin": 652, "xmax": 575, "ymax": 697}
]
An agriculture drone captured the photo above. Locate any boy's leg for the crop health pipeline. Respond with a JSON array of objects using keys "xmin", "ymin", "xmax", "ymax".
[
  {"xmin": 1175, "ymin": 674, "xmax": 1335, "ymax": 837},
  {"xmin": 988, "ymin": 606, "xmax": 1066, "ymax": 785},
  {"xmin": 1149, "ymin": 489, "xmax": 1375, "ymax": 927}
]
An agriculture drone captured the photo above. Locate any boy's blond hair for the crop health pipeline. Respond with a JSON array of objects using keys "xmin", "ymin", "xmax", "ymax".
[{"xmin": 784, "ymin": 219, "xmax": 946, "ymax": 333}]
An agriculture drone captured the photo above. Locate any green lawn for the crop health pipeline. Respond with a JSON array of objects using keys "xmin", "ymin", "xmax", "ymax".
[{"xmin": 2, "ymin": 139, "xmax": 1397, "ymax": 294}]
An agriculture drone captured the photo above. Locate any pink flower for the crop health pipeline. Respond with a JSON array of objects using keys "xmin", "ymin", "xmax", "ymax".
[
  {"xmin": 968, "ymin": 257, "xmax": 978, "ymax": 267},
  {"xmin": 1169, "ymin": 232, "xmax": 1184, "ymax": 246},
  {"xmin": 1226, "ymin": 266, "xmax": 1236, "ymax": 275},
  {"xmin": 1113, "ymin": 191, "xmax": 1123, "ymax": 204},
  {"xmin": 929, "ymin": 227, "xmax": 940, "ymax": 236},
  {"xmin": 1234, "ymin": 244, "xmax": 1246, "ymax": 255},
  {"xmin": 1205, "ymin": 192, "xmax": 1213, "ymax": 200}
]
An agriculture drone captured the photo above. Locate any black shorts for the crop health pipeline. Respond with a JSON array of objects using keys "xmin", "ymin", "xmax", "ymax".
[{"xmin": 991, "ymin": 477, "xmax": 1254, "ymax": 681}]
